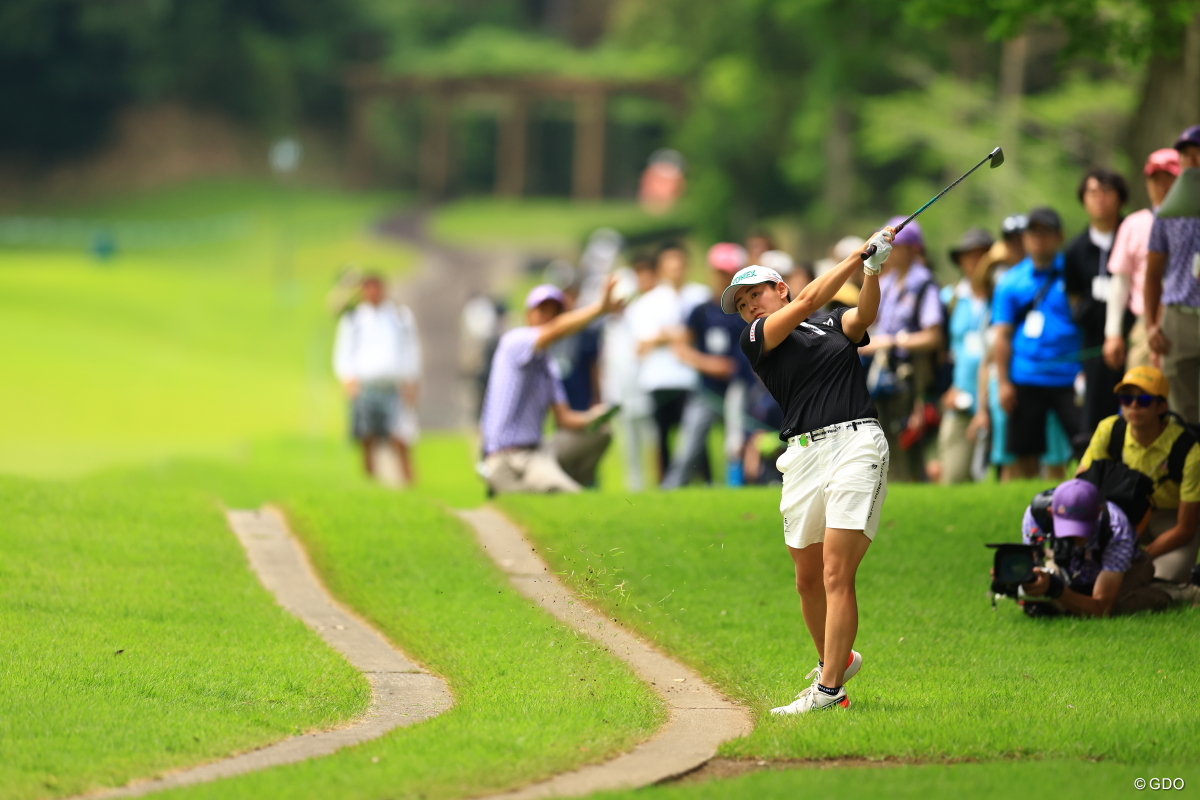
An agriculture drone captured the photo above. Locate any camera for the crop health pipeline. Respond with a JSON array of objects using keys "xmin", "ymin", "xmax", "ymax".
[{"xmin": 986, "ymin": 542, "xmax": 1042, "ymax": 601}]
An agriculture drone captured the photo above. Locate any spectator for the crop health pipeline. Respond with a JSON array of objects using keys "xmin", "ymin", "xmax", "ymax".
[
  {"xmin": 333, "ymin": 274, "xmax": 422, "ymax": 483},
  {"xmin": 627, "ymin": 243, "xmax": 709, "ymax": 483},
  {"xmin": 1145, "ymin": 126, "xmax": 1200, "ymax": 422},
  {"xmin": 938, "ymin": 227, "xmax": 994, "ymax": 484},
  {"xmin": 1077, "ymin": 365, "xmax": 1200, "ymax": 583},
  {"xmin": 814, "ymin": 236, "xmax": 867, "ymax": 287},
  {"xmin": 992, "ymin": 207, "xmax": 1083, "ymax": 479},
  {"xmin": 549, "ymin": 286, "xmax": 607, "ymax": 487},
  {"xmin": 1017, "ymin": 480, "xmax": 1197, "ymax": 616},
  {"xmin": 602, "ymin": 261, "xmax": 657, "ymax": 491},
  {"xmin": 858, "ymin": 218, "xmax": 944, "ymax": 482},
  {"xmin": 978, "ymin": 240, "xmax": 1074, "ymax": 482},
  {"xmin": 478, "ymin": 281, "xmax": 618, "ymax": 494},
  {"xmin": 745, "ymin": 231, "xmax": 774, "ymax": 266},
  {"xmin": 1000, "ymin": 213, "xmax": 1028, "ymax": 267},
  {"xmin": 662, "ymin": 244, "xmax": 752, "ymax": 488},
  {"xmin": 1064, "ymin": 167, "xmax": 1128, "ymax": 444},
  {"xmin": 1105, "ymin": 149, "xmax": 1180, "ymax": 372}
]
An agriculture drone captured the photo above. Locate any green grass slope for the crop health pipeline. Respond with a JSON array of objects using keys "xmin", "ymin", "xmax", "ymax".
[
  {"xmin": 120, "ymin": 449, "xmax": 665, "ymax": 800},
  {"xmin": 501, "ymin": 482, "xmax": 1200, "ymax": 765},
  {"xmin": 0, "ymin": 470, "xmax": 368, "ymax": 800},
  {"xmin": 0, "ymin": 181, "xmax": 415, "ymax": 478},
  {"xmin": 594, "ymin": 759, "xmax": 1181, "ymax": 800}
]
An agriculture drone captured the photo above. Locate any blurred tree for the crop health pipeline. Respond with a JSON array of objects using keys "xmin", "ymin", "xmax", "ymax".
[
  {"xmin": 860, "ymin": 72, "xmax": 1135, "ymax": 277},
  {"xmin": 610, "ymin": 0, "xmax": 965, "ymax": 242},
  {"xmin": 906, "ymin": 0, "xmax": 1200, "ymax": 195},
  {"xmin": 0, "ymin": 0, "xmax": 381, "ymax": 159}
]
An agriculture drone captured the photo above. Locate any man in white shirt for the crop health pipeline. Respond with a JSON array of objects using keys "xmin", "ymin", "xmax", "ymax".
[
  {"xmin": 626, "ymin": 243, "xmax": 709, "ymax": 483},
  {"xmin": 333, "ymin": 274, "xmax": 422, "ymax": 483}
]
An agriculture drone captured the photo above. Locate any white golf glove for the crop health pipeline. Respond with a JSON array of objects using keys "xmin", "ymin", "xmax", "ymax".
[{"xmin": 863, "ymin": 231, "xmax": 893, "ymax": 275}]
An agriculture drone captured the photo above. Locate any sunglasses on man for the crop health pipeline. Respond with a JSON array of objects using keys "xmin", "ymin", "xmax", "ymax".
[{"xmin": 1116, "ymin": 393, "xmax": 1164, "ymax": 408}]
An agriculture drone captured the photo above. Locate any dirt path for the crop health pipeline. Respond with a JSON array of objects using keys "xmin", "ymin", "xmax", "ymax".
[
  {"xmin": 459, "ymin": 507, "xmax": 754, "ymax": 798},
  {"xmin": 82, "ymin": 508, "xmax": 452, "ymax": 799}
]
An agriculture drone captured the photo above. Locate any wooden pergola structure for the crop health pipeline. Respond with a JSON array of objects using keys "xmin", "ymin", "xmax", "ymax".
[{"xmin": 345, "ymin": 69, "xmax": 685, "ymax": 200}]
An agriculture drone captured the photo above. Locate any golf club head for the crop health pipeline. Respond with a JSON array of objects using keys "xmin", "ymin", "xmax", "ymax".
[{"xmin": 989, "ymin": 147, "xmax": 1005, "ymax": 168}]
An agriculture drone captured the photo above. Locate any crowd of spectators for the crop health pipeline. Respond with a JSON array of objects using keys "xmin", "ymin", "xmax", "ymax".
[{"xmin": 335, "ymin": 125, "xmax": 1200, "ymax": 503}]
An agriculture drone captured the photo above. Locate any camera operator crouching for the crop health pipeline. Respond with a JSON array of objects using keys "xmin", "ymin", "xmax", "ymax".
[
  {"xmin": 1077, "ymin": 366, "xmax": 1200, "ymax": 583},
  {"xmin": 1017, "ymin": 480, "xmax": 1199, "ymax": 617}
]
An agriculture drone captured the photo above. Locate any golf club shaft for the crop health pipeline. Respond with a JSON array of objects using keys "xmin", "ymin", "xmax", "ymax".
[{"xmin": 862, "ymin": 150, "xmax": 998, "ymax": 261}]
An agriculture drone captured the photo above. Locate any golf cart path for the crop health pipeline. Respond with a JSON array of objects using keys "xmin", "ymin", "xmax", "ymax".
[
  {"xmin": 460, "ymin": 507, "xmax": 754, "ymax": 798},
  {"xmin": 82, "ymin": 507, "xmax": 452, "ymax": 799}
]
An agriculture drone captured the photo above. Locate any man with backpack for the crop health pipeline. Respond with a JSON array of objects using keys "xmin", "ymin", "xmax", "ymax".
[
  {"xmin": 1077, "ymin": 365, "xmax": 1200, "ymax": 583},
  {"xmin": 1017, "ymin": 479, "xmax": 1196, "ymax": 616}
]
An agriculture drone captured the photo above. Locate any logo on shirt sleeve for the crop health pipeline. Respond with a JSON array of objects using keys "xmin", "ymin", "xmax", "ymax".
[{"xmin": 749, "ymin": 318, "xmax": 759, "ymax": 342}]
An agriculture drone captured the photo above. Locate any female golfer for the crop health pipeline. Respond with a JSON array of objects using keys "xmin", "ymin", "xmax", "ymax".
[{"xmin": 720, "ymin": 227, "xmax": 893, "ymax": 714}]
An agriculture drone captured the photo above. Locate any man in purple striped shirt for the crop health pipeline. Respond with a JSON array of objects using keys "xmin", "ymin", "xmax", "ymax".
[
  {"xmin": 1018, "ymin": 479, "xmax": 1198, "ymax": 615},
  {"xmin": 479, "ymin": 278, "xmax": 620, "ymax": 494}
]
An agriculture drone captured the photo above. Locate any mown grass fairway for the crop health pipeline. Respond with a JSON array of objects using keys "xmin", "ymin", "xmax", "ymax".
[
  {"xmin": 501, "ymin": 482, "xmax": 1200, "ymax": 765},
  {"xmin": 0, "ymin": 470, "xmax": 368, "ymax": 800},
  {"xmin": 134, "ymin": 452, "xmax": 664, "ymax": 800},
  {"xmin": 594, "ymin": 758, "xmax": 1182, "ymax": 800},
  {"xmin": 0, "ymin": 181, "xmax": 414, "ymax": 477},
  {"xmin": 1, "ymin": 185, "xmax": 666, "ymax": 799}
]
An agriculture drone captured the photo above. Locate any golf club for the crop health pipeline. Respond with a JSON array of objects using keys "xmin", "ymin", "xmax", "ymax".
[{"xmin": 862, "ymin": 146, "xmax": 1005, "ymax": 261}]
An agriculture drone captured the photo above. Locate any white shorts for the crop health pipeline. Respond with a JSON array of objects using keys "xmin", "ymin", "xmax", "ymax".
[{"xmin": 776, "ymin": 421, "xmax": 889, "ymax": 549}]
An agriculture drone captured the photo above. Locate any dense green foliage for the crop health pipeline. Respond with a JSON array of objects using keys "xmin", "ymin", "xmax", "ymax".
[
  {"xmin": 907, "ymin": 0, "xmax": 1198, "ymax": 62},
  {"xmin": 0, "ymin": 0, "xmax": 380, "ymax": 157},
  {"xmin": 502, "ymin": 483, "xmax": 1200, "ymax": 763}
]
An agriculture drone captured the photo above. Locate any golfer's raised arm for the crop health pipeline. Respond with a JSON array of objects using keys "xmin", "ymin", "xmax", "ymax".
[
  {"xmin": 762, "ymin": 228, "xmax": 891, "ymax": 349},
  {"xmin": 842, "ymin": 269, "xmax": 879, "ymax": 343}
]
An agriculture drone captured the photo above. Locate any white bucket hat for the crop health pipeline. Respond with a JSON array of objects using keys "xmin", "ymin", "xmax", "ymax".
[{"xmin": 719, "ymin": 266, "xmax": 785, "ymax": 314}]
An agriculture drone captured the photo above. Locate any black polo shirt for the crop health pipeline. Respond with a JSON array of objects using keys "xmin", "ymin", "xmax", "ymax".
[{"xmin": 740, "ymin": 306, "xmax": 877, "ymax": 441}]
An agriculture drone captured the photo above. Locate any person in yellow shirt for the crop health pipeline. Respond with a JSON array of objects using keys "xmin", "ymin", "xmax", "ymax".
[{"xmin": 1078, "ymin": 365, "xmax": 1200, "ymax": 583}]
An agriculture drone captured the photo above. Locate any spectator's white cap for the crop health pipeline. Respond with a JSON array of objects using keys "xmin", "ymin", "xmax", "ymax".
[
  {"xmin": 760, "ymin": 250, "xmax": 794, "ymax": 275},
  {"xmin": 720, "ymin": 266, "xmax": 785, "ymax": 314},
  {"xmin": 833, "ymin": 235, "xmax": 866, "ymax": 261}
]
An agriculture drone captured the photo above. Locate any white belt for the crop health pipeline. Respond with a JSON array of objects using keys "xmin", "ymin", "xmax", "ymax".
[{"xmin": 787, "ymin": 418, "xmax": 879, "ymax": 448}]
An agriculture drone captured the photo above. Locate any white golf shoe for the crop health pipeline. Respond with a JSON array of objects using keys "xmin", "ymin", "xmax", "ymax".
[
  {"xmin": 770, "ymin": 684, "xmax": 851, "ymax": 715},
  {"xmin": 770, "ymin": 650, "xmax": 861, "ymax": 716}
]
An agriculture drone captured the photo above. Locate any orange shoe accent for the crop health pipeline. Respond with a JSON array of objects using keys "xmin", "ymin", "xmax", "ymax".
[{"xmin": 838, "ymin": 695, "xmax": 851, "ymax": 709}]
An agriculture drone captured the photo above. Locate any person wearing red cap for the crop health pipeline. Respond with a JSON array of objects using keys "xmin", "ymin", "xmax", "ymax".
[
  {"xmin": 1104, "ymin": 149, "xmax": 1180, "ymax": 373},
  {"xmin": 1017, "ymin": 478, "xmax": 1196, "ymax": 616},
  {"xmin": 1144, "ymin": 125, "xmax": 1200, "ymax": 422}
]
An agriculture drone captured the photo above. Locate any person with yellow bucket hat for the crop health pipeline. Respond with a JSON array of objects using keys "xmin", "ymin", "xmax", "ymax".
[{"xmin": 1077, "ymin": 365, "xmax": 1200, "ymax": 583}]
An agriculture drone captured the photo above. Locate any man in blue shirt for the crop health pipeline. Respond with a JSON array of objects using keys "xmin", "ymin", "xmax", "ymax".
[{"xmin": 992, "ymin": 207, "xmax": 1083, "ymax": 478}]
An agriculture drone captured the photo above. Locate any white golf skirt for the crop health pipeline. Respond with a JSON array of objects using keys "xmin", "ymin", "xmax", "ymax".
[{"xmin": 776, "ymin": 420, "xmax": 890, "ymax": 549}]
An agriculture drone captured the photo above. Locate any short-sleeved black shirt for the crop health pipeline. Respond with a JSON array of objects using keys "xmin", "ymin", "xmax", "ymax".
[{"xmin": 740, "ymin": 306, "xmax": 877, "ymax": 441}]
